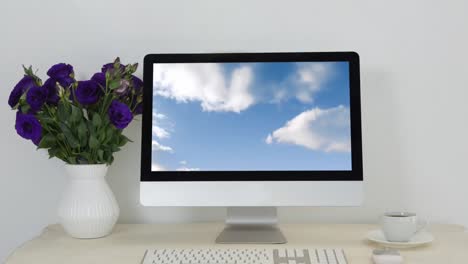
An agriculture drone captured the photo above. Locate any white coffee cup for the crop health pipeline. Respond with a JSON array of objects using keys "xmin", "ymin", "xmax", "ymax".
[{"xmin": 382, "ymin": 212, "xmax": 426, "ymax": 242}]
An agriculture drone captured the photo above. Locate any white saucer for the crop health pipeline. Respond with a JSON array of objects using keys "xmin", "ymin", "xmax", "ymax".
[{"xmin": 366, "ymin": 229, "xmax": 434, "ymax": 248}]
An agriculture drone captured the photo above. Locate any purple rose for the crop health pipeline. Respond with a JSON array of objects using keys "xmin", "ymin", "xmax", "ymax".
[
  {"xmin": 43, "ymin": 78, "xmax": 59, "ymax": 105},
  {"xmin": 26, "ymin": 85, "xmax": 48, "ymax": 111},
  {"xmin": 75, "ymin": 80, "xmax": 102, "ymax": 105},
  {"xmin": 108, "ymin": 100, "xmax": 133, "ymax": 129},
  {"xmin": 47, "ymin": 63, "xmax": 74, "ymax": 88},
  {"xmin": 101, "ymin": 63, "xmax": 125, "ymax": 74},
  {"xmin": 15, "ymin": 112, "xmax": 42, "ymax": 145},
  {"xmin": 91, "ymin": 72, "xmax": 106, "ymax": 88},
  {"xmin": 131, "ymin": 75, "xmax": 143, "ymax": 94},
  {"xmin": 8, "ymin": 76, "xmax": 35, "ymax": 108}
]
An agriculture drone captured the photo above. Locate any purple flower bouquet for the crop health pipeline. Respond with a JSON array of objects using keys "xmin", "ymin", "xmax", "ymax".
[{"xmin": 8, "ymin": 58, "xmax": 143, "ymax": 165}]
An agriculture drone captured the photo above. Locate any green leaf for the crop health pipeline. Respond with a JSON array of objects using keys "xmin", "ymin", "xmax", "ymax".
[
  {"xmin": 67, "ymin": 135, "xmax": 80, "ymax": 149},
  {"xmin": 22, "ymin": 65, "xmax": 31, "ymax": 75},
  {"xmin": 89, "ymin": 134, "xmax": 99, "ymax": 149},
  {"xmin": 70, "ymin": 105, "xmax": 82, "ymax": 123},
  {"xmin": 39, "ymin": 116, "xmax": 56, "ymax": 126},
  {"xmin": 59, "ymin": 123, "xmax": 80, "ymax": 149},
  {"xmin": 48, "ymin": 148, "xmax": 59, "ymax": 158},
  {"xmin": 107, "ymin": 154, "xmax": 114, "ymax": 165},
  {"xmin": 68, "ymin": 156, "xmax": 77, "ymax": 164},
  {"xmin": 57, "ymin": 133, "xmax": 65, "ymax": 142},
  {"xmin": 38, "ymin": 134, "xmax": 56, "ymax": 149},
  {"xmin": 56, "ymin": 151, "xmax": 68, "ymax": 162},
  {"xmin": 77, "ymin": 121, "xmax": 88, "ymax": 146},
  {"xmin": 97, "ymin": 149, "xmax": 104, "ymax": 162},
  {"xmin": 109, "ymin": 79, "xmax": 120, "ymax": 90},
  {"xmin": 114, "ymin": 57, "xmax": 121, "ymax": 68},
  {"xmin": 57, "ymin": 102, "xmax": 69, "ymax": 121},
  {"xmin": 110, "ymin": 144, "xmax": 121, "ymax": 152},
  {"xmin": 118, "ymin": 134, "xmax": 132, "ymax": 147},
  {"xmin": 47, "ymin": 147, "xmax": 67, "ymax": 161},
  {"xmin": 21, "ymin": 104, "xmax": 30, "ymax": 114},
  {"xmin": 105, "ymin": 71, "xmax": 111, "ymax": 86},
  {"xmin": 104, "ymin": 126, "xmax": 114, "ymax": 143},
  {"xmin": 92, "ymin": 113, "xmax": 102, "ymax": 128}
]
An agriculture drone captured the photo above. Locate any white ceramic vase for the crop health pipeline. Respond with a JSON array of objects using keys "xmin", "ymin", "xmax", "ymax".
[{"xmin": 58, "ymin": 164, "xmax": 119, "ymax": 239}]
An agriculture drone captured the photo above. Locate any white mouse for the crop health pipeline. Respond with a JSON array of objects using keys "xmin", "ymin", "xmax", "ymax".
[{"xmin": 372, "ymin": 248, "xmax": 404, "ymax": 264}]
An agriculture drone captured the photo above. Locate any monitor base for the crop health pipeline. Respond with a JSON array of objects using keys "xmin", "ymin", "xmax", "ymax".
[
  {"xmin": 215, "ymin": 207, "xmax": 287, "ymax": 244},
  {"xmin": 216, "ymin": 224, "xmax": 287, "ymax": 244}
]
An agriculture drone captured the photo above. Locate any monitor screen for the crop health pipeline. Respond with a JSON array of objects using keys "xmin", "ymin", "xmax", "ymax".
[{"xmin": 151, "ymin": 61, "xmax": 352, "ymax": 172}]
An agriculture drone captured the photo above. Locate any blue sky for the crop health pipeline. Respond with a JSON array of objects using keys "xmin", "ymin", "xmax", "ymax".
[{"xmin": 151, "ymin": 61, "xmax": 351, "ymax": 171}]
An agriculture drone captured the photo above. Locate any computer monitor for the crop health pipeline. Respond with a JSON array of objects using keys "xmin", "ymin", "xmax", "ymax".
[{"xmin": 141, "ymin": 52, "xmax": 363, "ymax": 244}]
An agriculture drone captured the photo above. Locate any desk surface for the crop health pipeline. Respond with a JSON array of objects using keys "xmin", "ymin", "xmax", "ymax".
[{"xmin": 6, "ymin": 223, "xmax": 468, "ymax": 263}]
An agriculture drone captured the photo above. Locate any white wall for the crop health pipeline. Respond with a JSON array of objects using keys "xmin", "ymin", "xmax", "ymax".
[{"xmin": 1, "ymin": 0, "xmax": 468, "ymax": 261}]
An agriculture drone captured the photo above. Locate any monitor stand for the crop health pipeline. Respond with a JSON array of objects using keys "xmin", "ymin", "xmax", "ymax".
[{"xmin": 215, "ymin": 207, "xmax": 287, "ymax": 244}]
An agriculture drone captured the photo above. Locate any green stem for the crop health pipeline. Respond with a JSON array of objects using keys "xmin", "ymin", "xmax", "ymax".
[{"xmin": 44, "ymin": 104, "xmax": 75, "ymax": 161}]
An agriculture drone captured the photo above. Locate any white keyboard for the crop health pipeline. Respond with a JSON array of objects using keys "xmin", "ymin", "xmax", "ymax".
[{"xmin": 142, "ymin": 248, "xmax": 348, "ymax": 264}]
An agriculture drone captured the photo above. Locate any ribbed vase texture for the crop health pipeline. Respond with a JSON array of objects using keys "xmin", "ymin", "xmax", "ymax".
[{"xmin": 58, "ymin": 164, "xmax": 119, "ymax": 238}]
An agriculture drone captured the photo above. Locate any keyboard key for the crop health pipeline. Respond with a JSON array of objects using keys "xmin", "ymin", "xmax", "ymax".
[
  {"xmin": 277, "ymin": 249, "xmax": 287, "ymax": 258},
  {"xmin": 326, "ymin": 249, "xmax": 336, "ymax": 263},
  {"xmin": 335, "ymin": 249, "xmax": 347, "ymax": 264}
]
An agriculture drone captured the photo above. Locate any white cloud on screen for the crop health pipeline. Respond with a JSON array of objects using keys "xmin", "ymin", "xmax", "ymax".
[
  {"xmin": 176, "ymin": 160, "xmax": 199, "ymax": 171},
  {"xmin": 176, "ymin": 167, "xmax": 201, "ymax": 171},
  {"xmin": 152, "ymin": 110, "xmax": 170, "ymax": 139},
  {"xmin": 271, "ymin": 89, "xmax": 287, "ymax": 103},
  {"xmin": 152, "ymin": 140, "xmax": 173, "ymax": 152},
  {"xmin": 151, "ymin": 163, "xmax": 165, "ymax": 171},
  {"xmin": 293, "ymin": 62, "xmax": 332, "ymax": 103},
  {"xmin": 153, "ymin": 112, "xmax": 166, "ymax": 120},
  {"xmin": 265, "ymin": 105, "xmax": 351, "ymax": 152},
  {"xmin": 151, "ymin": 110, "xmax": 177, "ymax": 171},
  {"xmin": 153, "ymin": 63, "xmax": 255, "ymax": 113},
  {"xmin": 153, "ymin": 125, "xmax": 170, "ymax": 139}
]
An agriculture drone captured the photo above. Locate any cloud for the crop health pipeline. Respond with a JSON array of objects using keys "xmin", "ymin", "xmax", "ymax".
[
  {"xmin": 151, "ymin": 163, "xmax": 165, "ymax": 171},
  {"xmin": 265, "ymin": 105, "xmax": 351, "ymax": 152},
  {"xmin": 176, "ymin": 160, "xmax": 199, "ymax": 171},
  {"xmin": 265, "ymin": 62, "xmax": 334, "ymax": 105},
  {"xmin": 153, "ymin": 125, "xmax": 170, "ymax": 139},
  {"xmin": 269, "ymin": 88, "xmax": 288, "ymax": 104},
  {"xmin": 153, "ymin": 63, "xmax": 255, "ymax": 113},
  {"xmin": 152, "ymin": 140, "xmax": 173, "ymax": 152},
  {"xmin": 176, "ymin": 167, "xmax": 201, "ymax": 171},
  {"xmin": 153, "ymin": 110, "xmax": 174, "ymax": 140},
  {"xmin": 294, "ymin": 62, "xmax": 333, "ymax": 103},
  {"xmin": 153, "ymin": 112, "xmax": 166, "ymax": 120}
]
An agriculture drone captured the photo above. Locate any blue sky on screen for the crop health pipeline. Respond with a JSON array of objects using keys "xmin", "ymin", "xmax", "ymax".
[{"xmin": 151, "ymin": 61, "xmax": 351, "ymax": 171}]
